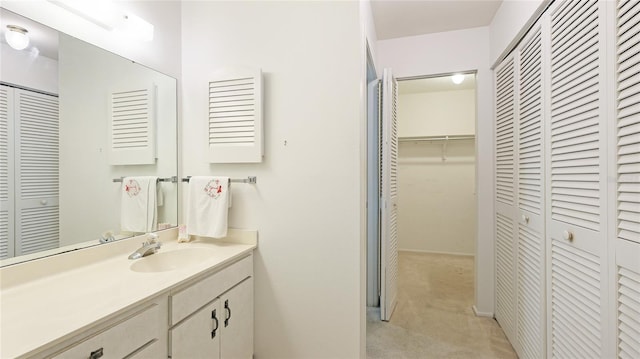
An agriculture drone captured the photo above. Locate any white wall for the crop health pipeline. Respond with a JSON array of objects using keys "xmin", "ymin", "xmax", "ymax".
[
  {"xmin": 181, "ymin": 1, "xmax": 363, "ymax": 357},
  {"xmin": 0, "ymin": 43, "xmax": 58, "ymax": 94},
  {"xmin": 398, "ymin": 141, "xmax": 476, "ymax": 255},
  {"xmin": 58, "ymin": 33, "xmax": 177, "ymax": 246},
  {"xmin": 0, "ymin": 1, "xmax": 181, "ymax": 78},
  {"xmin": 397, "ymin": 87, "xmax": 476, "ymax": 255},
  {"xmin": 398, "ymin": 89, "xmax": 476, "ymax": 137},
  {"xmin": 489, "ymin": 0, "xmax": 546, "ymax": 65},
  {"xmin": 377, "ymin": 26, "xmax": 494, "ymax": 315}
]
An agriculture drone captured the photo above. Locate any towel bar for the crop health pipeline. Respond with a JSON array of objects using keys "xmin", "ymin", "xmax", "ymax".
[
  {"xmin": 113, "ymin": 176, "xmax": 178, "ymax": 183},
  {"xmin": 181, "ymin": 176, "xmax": 257, "ymax": 184}
]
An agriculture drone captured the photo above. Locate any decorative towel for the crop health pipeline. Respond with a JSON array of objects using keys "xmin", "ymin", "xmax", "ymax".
[
  {"xmin": 186, "ymin": 176, "xmax": 230, "ymax": 239},
  {"xmin": 120, "ymin": 176, "xmax": 158, "ymax": 233}
]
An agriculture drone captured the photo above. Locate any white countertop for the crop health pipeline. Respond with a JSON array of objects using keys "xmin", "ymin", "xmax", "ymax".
[{"xmin": 0, "ymin": 228, "xmax": 257, "ymax": 358}]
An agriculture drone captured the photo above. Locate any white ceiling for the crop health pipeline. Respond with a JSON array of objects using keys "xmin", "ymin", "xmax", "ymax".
[
  {"xmin": 371, "ymin": 0, "xmax": 503, "ymax": 40},
  {"xmin": 399, "ymin": 73, "xmax": 476, "ymax": 94}
]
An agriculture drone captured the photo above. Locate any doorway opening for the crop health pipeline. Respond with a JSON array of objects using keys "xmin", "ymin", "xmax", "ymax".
[{"xmin": 367, "ymin": 72, "xmax": 484, "ymax": 356}]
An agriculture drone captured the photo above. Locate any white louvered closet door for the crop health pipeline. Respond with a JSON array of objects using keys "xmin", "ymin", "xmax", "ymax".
[
  {"xmin": 0, "ymin": 85, "xmax": 14, "ymax": 259},
  {"xmin": 494, "ymin": 55, "xmax": 518, "ymax": 345},
  {"xmin": 615, "ymin": 1, "xmax": 640, "ymax": 357},
  {"xmin": 380, "ymin": 68, "xmax": 398, "ymax": 321},
  {"xmin": 546, "ymin": 1, "xmax": 609, "ymax": 357},
  {"xmin": 14, "ymin": 89, "xmax": 59, "ymax": 256},
  {"xmin": 516, "ymin": 25, "xmax": 546, "ymax": 359}
]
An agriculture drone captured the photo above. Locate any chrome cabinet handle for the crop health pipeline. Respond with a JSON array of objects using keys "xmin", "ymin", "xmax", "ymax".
[
  {"xmin": 224, "ymin": 300, "xmax": 231, "ymax": 327},
  {"xmin": 211, "ymin": 309, "xmax": 219, "ymax": 338},
  {"xmin": 89, "ymin": 347, "xmax": 103, "ymax": 359}
]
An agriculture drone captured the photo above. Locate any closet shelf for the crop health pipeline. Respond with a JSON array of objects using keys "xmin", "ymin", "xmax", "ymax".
[{"xmin": 399, "ymin": 134, "xmax": 475, "ymax": 142}]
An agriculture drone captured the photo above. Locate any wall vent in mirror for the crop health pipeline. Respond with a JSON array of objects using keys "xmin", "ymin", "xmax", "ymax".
[
  {"xmin": 208, "ymin": 67, "xmax": 263, "ymax": 163},
  {"xmin": 108, "ymin": 84, "xmax": 156, "ymax": 165}
]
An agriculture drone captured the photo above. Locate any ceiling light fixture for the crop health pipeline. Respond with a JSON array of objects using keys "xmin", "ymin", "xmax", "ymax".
[
  {"xmin": 451, "ymin": 74, "xmax": 465, "ymax": 85},
  {"xmin": 48, "ymin": 0, "xmax": 154, "ymax": 41},
  {"xmin": 5, "ymin": 25, "xmax": 30, "ymax": 50}
]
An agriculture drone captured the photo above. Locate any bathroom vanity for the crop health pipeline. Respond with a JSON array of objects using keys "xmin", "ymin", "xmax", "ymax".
[{"xmin": 0, "ymin": 228, "xmax": 257, "ymax": 358}]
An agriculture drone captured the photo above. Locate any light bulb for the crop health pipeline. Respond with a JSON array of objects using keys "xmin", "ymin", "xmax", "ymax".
[
  {"xmin": 5, "ymin": 25, "xmax": 29, "ymax": 50},
  {"xmin": 452, "ymin": 74, "xmax": 464, "ymax": 85}
]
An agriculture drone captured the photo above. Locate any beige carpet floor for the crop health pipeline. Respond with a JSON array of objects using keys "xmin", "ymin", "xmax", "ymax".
[{"xmin": 367, "ymin": 252, "xmax": 517, "ymax": 359}]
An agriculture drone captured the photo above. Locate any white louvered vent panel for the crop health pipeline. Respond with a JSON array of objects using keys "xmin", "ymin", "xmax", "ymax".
[
  {"xmin": 0, "ymin": 210, "xmax": 7, "ymax": 259},
  {"xmin": 519, "ymin": 28, "xmax": 543, "ymax": 215},
  {"xmin": 495, "ymin": 213, "xmax": 515, "ymax": 340},
  {"xmin": 208, "ymin": 68, "xmax": 263, "ymax": 163},
  {"xmin": 17, "ymin": 91, "xmax": 59, "ymax": 199},
  {"xmin": 618, "ymin": 266, "xmax": 640, "ymax": 359},
  {"xmin": 495, "ymin": 59, "xmax": 516, "ymax": 205},
  {"xmin": 209, "ymin": 78, "xmax": 256, "ymax": 145},
  {"xmin": 617, "ymin": 0, "xmax": 640, "ymax": 244},
  {"xmin": 550, "ymin": 0, "xmax": 601, "ymax": 232},
  {"xmin": 0, "ymin": 86, "xmax": 8, "ymax": 203},
  {"xmin": 111, "ymin": 89, "xmax": 151, "ymax": 149},
  {"xmin": 517, "ymin": 225, "xmax": 543, "ymax": 359},
  {"xmin": 108, "ymin": 86, "xmax": 156, "ymax": 165},
  {"xmin": 550, "ymin": 239, "xmax": 602, "ymax": 358},
  {"xmin": 19, "ymin": 206, "xmax": 58, "ymax": 255}
]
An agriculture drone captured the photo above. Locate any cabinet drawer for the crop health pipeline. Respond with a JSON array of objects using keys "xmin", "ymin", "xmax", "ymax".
[
  {"xmin": 170, "ymin": 254, "xmax": 252, "ymax": 325},
  {"xmin": 54, "ymin": 303, "xmax": 161, "ymax": 359}
]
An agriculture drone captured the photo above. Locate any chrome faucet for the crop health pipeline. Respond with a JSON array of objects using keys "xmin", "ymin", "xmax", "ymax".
[{"xmin": 128, "ymin": 233, "xmax": 161, "ymax": 260}]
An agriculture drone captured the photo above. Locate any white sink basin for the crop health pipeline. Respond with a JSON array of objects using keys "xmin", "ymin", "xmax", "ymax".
[{"xmin": 130, "ymin": 247, "xmax": 215, "ymax": 273}]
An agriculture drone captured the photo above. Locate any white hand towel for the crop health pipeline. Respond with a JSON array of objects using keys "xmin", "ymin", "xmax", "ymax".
[
  {"xmin": 121, "ymin": 176, "xmax": 158, "ymax": 233},
  {"xmin": 186, "ymin": 176, "xmax": 230, "ymax": 239}
]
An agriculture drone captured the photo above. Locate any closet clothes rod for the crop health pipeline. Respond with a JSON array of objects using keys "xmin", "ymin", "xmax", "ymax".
[
  {"xmin": 399, "ymin": 135, "xmax": 475, "ymax": 142},
  {"xmin": 182, "ymin": 176, "xmax": 258, "ymax": 184},
  {"xmin": 113, "ymin": 176, "xmax": 178, "ymax": 183}
]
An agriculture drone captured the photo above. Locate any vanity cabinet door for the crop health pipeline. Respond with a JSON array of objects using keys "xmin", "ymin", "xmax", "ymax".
[
  {"xmin": 220, "ymin": 277, "xmax": 253, "ymax": 359},
  {"xmin": 170, "ymin": 299, "xmax": 221, "ymax": 359}
]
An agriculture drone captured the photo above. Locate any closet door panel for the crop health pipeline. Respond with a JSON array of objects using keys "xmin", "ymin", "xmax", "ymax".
[
  {"xmin": 14, "ymin": 89, "xmax": 59, "ymax": 255},
  {"xmin": 616, "ymin": 2, "xmax": 640, "ymax": 358},
  {"xmin": 548, "ymin": 0, "xmax": 608, "ymax": 357},
  {"xmin": 517, "ymin": 26, "xmax": 545, "ymax": 359},
  {"xmin": 0, "ymin": 85, "xmax": 13, "ymax": 259},
  {"xmin": 494, "ymin": 56, "xmax": 518, "ymax": 345}
]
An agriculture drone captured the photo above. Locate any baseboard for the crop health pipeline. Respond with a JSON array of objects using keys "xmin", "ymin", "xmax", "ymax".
[
  {"xmin": 398, "ymin": 248, "xmax": 475, "ymax": 257},
  {"xmin": 472, "ymin": 305, "xmax": 494, "ymax": 318}
]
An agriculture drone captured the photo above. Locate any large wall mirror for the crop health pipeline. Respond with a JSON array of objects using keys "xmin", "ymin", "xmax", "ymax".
[{"xmin": 0, "ymin": 9, "xmax": 178, "ymax": 266}]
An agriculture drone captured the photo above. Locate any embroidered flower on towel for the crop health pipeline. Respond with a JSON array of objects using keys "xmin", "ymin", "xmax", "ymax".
[
  {"xmin": 204, "ymin": 179, "xmax": 224, "ymax": 199},
  {"xmin": 125, "ymin": 179, "xmax": 141, "ymax": 197}
]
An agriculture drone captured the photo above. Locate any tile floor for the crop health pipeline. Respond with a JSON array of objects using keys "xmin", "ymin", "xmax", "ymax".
[{"xmin": 366, "ymin": 251, "xmax": 517, "ymax": 358}]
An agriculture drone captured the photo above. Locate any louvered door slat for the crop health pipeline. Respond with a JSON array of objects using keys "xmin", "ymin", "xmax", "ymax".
[
  {"xmin": 518, "ymin": 225, "xmax": 543, "ymax": 359},
  {"xmin": 496, "ymin": 58, "xmax": 516, "ymax": 205},
  {"xmin": 616, "ymin": 239, "xmax": 640, "ymax": 359},
  {"xmin": 208, "ymin": 68, "xmax": 263, "ymax": 163},
  {"xmin": 519, "ymin": 29, "xmax": 543, "ymax": 216},
  {"xmin": 496, "ymin": 213, "xmax": 516, "ymax": 340},
  {"xmin": 550, "ymin": 239, "xmax": 602, "ymax": 357},
  {"xmin": 550, "ymin": 0, "xmax": 602, "ymax": 232},
  {"xmin": 14, "ymin": 89, "xmax": 59, "ymax": 256},
  {"xmin": 617, "ymin": 0, "xmax": 640, "ymax": 245},
  {"xmin": 0, "ymin": 85, "xmax": 11, "ymax": 259}
]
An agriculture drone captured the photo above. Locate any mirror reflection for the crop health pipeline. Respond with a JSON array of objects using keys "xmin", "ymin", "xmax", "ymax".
[{"xmin": 0, "ymin": 9, "xmax": 178, "ymax": 265}]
